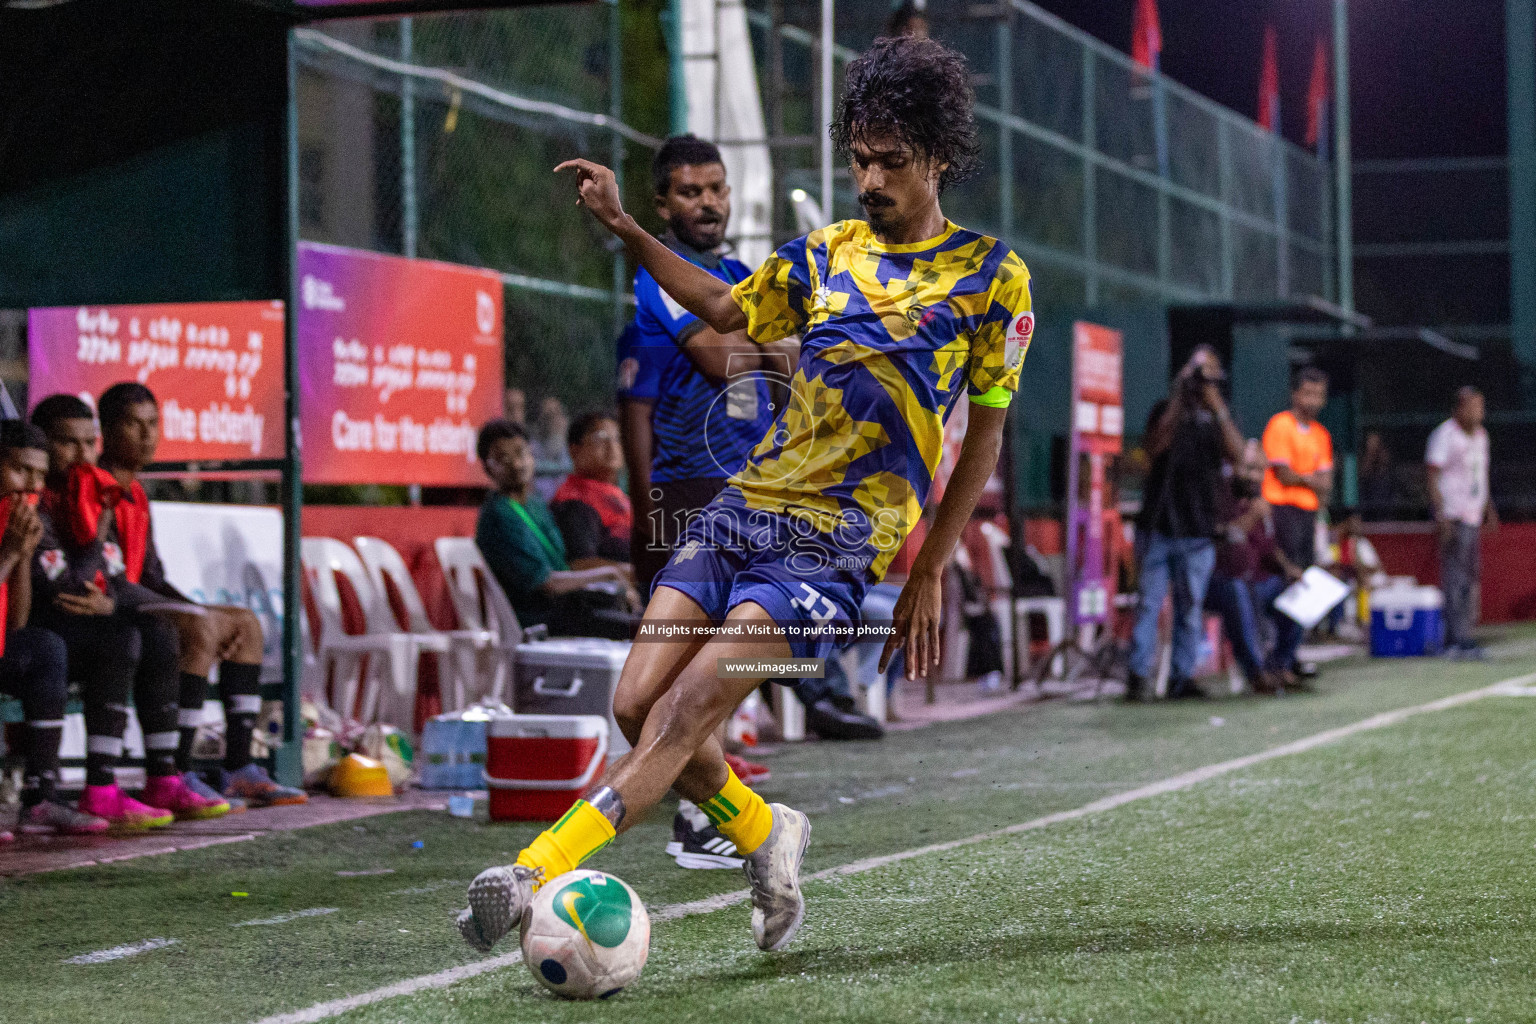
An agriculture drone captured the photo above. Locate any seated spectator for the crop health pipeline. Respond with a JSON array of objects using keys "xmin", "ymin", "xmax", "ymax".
[
  {"xmin": 1325, "ymin": 508, "xmax": 1383, "ymax": 589},
  {"xmin": 551, "ymin": 412, "xmax": 634, "ymax": 567},
  {"xmin": 476, "ymin": 419, "xmax": 640, "ymax": 640},
  {"xmin": 28, "ymin": 395, "xmax": 198, "ymax": 828},
  {"xmin": 34, "ymin": 388, "xmax": 303, "ymax": 816},
  {"xmin": 0, "ymin": 422, "xmax": 108, "ymax": 837},
  {"xmin": 1206, "ymin": 442, "xmax": 1304, "ymax": 695},
  {"xmin": 1320, "ymin": 507, "xmax": 1384, "ymax": 636}
]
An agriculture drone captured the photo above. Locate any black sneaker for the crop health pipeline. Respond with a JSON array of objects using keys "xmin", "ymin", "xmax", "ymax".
[
  {"xmin": 1123, "ymin": 673, "xmax": 1150, "ymax": 703},
  {"xmin": 666, "ymin": 811, "xmax": 744, "ymax": 869},
  {"xmin": 1166, "ymin": 677, "xmax": 1212, "ymax": 701},
  {"xmin": 805, "ymin": 697, "xmax": 884, "ymax": 740}
]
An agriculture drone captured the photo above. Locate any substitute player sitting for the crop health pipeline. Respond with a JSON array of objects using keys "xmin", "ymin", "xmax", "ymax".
[{"xmin": 458, "ymin": 34, "xmax": 1033, "ymax": 955}]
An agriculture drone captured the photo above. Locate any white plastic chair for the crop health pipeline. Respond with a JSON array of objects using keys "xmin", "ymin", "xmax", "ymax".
[
  {"xmin": 434, "ymin": 536, "xmax": 527, "ymax": 686},
  {"xmin": 977, "ymin": 521, "xmax": 1066, "ymax": 679},
  {"xmin": 301, "ymin": 537, "xmax": 441, "ymax": 730},
  {"xmin": 354, "ymin": 536, "xmax": 502, "ymax": 711}
]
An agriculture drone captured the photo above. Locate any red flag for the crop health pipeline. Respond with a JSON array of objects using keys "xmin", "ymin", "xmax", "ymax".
[
  {"xmin": 1305, "ymin": 34, "xmax": 1329, "ymax": 148},
  {"xmin": 1257, "ymin": 24, "xmax": 1280, "ymax": 133},
  {"xmin": 1131, "ymin": 0, "xmax": 1162, "ymax": 71}
]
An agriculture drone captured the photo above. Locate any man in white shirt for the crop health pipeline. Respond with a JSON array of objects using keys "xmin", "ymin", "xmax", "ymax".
[{"xmin": 1425, "ymin": 386, "xmax": 1498, "ymax": 657}]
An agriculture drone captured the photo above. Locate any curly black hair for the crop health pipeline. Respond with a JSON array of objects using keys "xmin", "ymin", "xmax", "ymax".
[{"xmin": 831, "ymin": 35, "xmax": 980, "ymax": 194}]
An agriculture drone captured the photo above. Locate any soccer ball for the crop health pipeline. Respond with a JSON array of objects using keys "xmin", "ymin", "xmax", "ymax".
[{"xmin": 520, "ymin": 869, "xmax": 651, "ymax": 999}]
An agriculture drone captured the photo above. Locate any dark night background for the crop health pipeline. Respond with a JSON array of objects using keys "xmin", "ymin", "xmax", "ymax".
[{"xmin": 1033, "ymin": 0, "xmax": 1507, "ymax": 159}]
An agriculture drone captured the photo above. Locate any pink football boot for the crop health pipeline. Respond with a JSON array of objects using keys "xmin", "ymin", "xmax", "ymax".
[
  {"xmin": 78, "ymin": 783, "xmax": 174, "ymax": 831},
  {"xmin": 142, "ymin": 773, "xmax": 231, "ymax": 821}
]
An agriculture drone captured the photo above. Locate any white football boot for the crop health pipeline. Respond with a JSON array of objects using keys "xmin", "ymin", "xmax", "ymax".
[
  {"xmin": 456, "ymin": 864, "xmax": 539, "ymax": 952},
  {"xmin": 742, "ymin": 803, "xmax": 811, "ymax": 951}
]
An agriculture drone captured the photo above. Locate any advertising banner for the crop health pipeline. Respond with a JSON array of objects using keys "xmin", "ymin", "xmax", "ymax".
[
  {"xmin": 1066, "ymin": 322, "xmax": 1125, "ymax": 626},
  {"xmin": 297, "ymin": 242, "xmax": 503, "ymax": 485},
  {"xmin": 27, "ymin": 301, "xmax": 285, "ymax": 463},
  {"xmin": 1070, "ymin": 321, "xmax": 1125, "ymax": 458}
]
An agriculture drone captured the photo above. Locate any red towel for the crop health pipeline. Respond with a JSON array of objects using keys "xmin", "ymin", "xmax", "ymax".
[{"xmin": 66, "ymin": 463, "xmax": 150, "ymax": 584}]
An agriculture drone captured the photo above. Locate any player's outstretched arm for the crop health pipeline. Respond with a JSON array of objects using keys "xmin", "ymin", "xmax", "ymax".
[
  {"xmin": 879, "ymin": 403, "xmax": 1009, "ymax": 680},
  {"xmin": 555, "ymin": 159, "xmax": 748, "ymax": 335}
]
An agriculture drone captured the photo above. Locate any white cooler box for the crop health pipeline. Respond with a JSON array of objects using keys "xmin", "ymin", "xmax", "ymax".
[
  {"xmin": 1370, "ymin": 586, "xmax": 1445, "ymax": 657},
  {"xmin": 512, "ymin": 638, "xmax": 632, "ymax": 753}
]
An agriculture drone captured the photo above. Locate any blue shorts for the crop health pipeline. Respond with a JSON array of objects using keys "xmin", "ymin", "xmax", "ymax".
[{"xmin": 651, "ymin": 500, "xmax": 870, "ymax": 662}]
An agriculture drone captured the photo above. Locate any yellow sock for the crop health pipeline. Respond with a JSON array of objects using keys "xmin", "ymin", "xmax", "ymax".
[
  {"xmin": 700, "ymin": 766, "xmax": 774, "ymax": 855},
  {"xmin": 514, "ymin": 800, "xmax": 616, "ymax": 885}
]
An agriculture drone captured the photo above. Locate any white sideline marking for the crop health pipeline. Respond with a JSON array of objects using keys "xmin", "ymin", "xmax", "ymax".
[
  {"xmin": 387, "ymin": 881, "xmax": 463, "ymax": 896},
  {"xmin": 252, "ymin": 672, "xmax": 1536, "ymax": 1024},
  {"xmin": 336, "ymin": 869, "xmax": 395, "ymax": 877},
  {"xmin": 65, "ymin": 938, "xmax": 180, "ymax": 965},
  {"xmin": 233, "ymin": 908, "xmax": 340, "ymax": 928},
  {"xmin": 69, "ymin": 833, "xmax": 257, "ymax": 870}
]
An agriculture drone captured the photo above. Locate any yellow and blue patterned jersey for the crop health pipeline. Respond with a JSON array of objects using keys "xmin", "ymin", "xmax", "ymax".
[{"xmin": 725, "ymin": 218, "xmax": 1033, "ymax": 580}]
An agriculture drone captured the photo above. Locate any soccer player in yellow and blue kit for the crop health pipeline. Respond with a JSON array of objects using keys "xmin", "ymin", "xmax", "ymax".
[{"xmin": 459, "ymin": 34, "xmax": 1034, "ymax": 957}]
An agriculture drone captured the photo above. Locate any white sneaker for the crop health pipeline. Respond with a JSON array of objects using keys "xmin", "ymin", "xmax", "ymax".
[
  {"xmin": 456, "ymin": 864, "xmax": 539, "ymax": 952},
  {"xmin": 742, "ymin": 803, "xmax": 811, "ymax": 951}
]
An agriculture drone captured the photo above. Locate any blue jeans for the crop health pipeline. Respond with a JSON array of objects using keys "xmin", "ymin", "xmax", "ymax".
[
  {"xmin": 1259, "ymin": 576, "xmax": 1305, "ymax": 673},
  {"xmin": 1207, "ymin": 575, "xmax": 1292, "ymax": 680},
  {"xmin": 1130, "ymin": 533, "xmax": 1216, "ymax": 681}
]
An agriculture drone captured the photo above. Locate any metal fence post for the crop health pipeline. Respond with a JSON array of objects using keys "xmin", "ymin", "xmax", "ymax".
[
  {"xmin": 277, "ymin": 30, "xmax": 305, "ymax": 788},
  {"xmin": 1275, "ymin": 140, "xmax": 1289, "ymax": 298},
  {"xmin": 401, "ymin": 19, "xmax": 422, "ymax": 507},
  {"xmin": 1081, "ymin": 44, "xmax": 1097, "ymax": 306},
  {"xmin": 819, "ymin": 0, "xmax": 834, "ymax": 220},
  {"xmin": 1154, "ymin": 74, "xmax": 1171, "ymax": 293},
  {"xmin": 997, "ymin": 13, "xmax": 1013, "ymax": 243},
  {"xmin": 400, "ymin": 17, "xmax": 417, "ymax": 260},
  {"xmin": 610, "ymin": 0, "xmax": 626, "ymax": 337},
  {"xmin": 1508, "ymin": 0, "xmax": 1536, "ymax": 401},
  {"xmin": 1333, "ymin": 0, "xmax": 1354, "ymax": 314},
  {"xmin": 667, "ymin": 0, "xmax": 688, "ymax": 135},
  {"xmin": 1218, "ymin": 119, "xmax": 1234, "ymax": 299}
]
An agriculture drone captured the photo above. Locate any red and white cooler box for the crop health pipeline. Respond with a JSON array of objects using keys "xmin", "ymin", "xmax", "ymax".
[{"xmin": 484, "ymin": 713, "xmax": 609, "ymax": 821}]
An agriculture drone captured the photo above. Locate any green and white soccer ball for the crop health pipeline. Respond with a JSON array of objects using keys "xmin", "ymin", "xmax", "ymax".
[{"xmin": 520, "ymin": 869, "xmax": 651, "ymax": 1000}]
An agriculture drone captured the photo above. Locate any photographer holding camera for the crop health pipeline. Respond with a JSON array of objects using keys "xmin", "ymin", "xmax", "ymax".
[{"xmin": 1127, "ymin": 346, "xmax": 1246, "ymax": 701}]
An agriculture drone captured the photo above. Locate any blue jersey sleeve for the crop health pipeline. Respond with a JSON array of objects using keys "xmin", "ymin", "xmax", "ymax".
[
  {"xmin": 615, "ymin": 322, "xmax": 658, "ymax": 401},
  {"xmin": 635, "ymin": 267, "xmax": 700, "ymax": 341}
]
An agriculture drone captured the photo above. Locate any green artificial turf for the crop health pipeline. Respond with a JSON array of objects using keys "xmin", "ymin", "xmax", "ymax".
[{"xmin": 3, "ymin": 630, "xmax": 1535, "ymax": 1024}]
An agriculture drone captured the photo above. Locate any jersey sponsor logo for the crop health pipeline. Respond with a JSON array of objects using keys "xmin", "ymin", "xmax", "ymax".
[
  {"xmin": 102, "ymin": 542, "xmax": 125, "ymax": 577},
  {"xmin": 1005, "ymin": 311, "xmax": 1034, "ymax": 370},
  {"xmin": 39, "ymin": 548, "xmax": 66, "ymax": 581},
  {"xmin": 810, "ymin": 285, "xmax": 835, "ymax": 314},
  {"xmin": 659, "ymin": 288, "xmax": 688, "ymax": 320},
  {"xmin": 617, "ymin": 357, "xmax": 639, "ymax": 391}
]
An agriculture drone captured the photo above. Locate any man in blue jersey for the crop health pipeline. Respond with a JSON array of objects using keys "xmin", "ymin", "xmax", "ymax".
[{"xmin": 619, "ymin": 135, "xmax": 786, "ymax": 595}]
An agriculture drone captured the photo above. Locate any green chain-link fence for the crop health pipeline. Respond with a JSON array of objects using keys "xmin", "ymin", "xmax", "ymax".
[
  {"xmin": 293, "ymin": 4, "xmax": 665, "ymax": 421},
  {"xmin": 294, "ymin": 0, "xmax": 1333, "ymax": 426}
]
